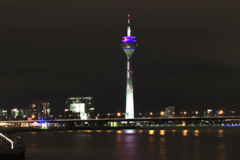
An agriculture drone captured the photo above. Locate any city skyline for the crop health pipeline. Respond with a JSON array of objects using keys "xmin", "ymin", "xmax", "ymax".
[{"xmin": 1, "ymin": 1, "xmax": 240, "ymax": 115}]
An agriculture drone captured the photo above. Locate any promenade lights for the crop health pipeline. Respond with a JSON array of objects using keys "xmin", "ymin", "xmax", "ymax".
[
  {"xmin": 184, "ymin": 111, "xmax": 187, "ymax": 115},
  {"xmin": 117, "ymin": 113, "xmax": 121, "ymax": 116},
  {"xmin": 207, "ymin": 109, "xmax": 212, "ymax": 113},
  {"xmin": 195, "ymin": 111, "xmax": 198, "ymax": 114},
  {"xmin": 150, "ymin": 112, "xmax": 153, "ymax": 115},
  {"xmin": 32, "ymin": 115, "xmax": 35, "ymax": 119},
  {"xmin": 160, "ymin": 112, "xmax": 164, "ymax": 116}
]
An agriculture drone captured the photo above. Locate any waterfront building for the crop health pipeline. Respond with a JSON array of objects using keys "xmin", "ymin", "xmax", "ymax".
[
  {"xmin": 0, "ymin": 109, "xmax": 10, "ymax": 117},
  {"xmin": 204, "ymin": 109, "xmax": 213, "ymax": 116},
  {"xmin": 11, "ymin": 108, "xmax": 30, "ymax": 118},
  {"xmin": 30, "ymin": 101, "xmax": 50, "ymax": 120},
  {"xmin": 0, "ymin": 108, "xmax": 30, "ymax": 120},
  {"xmin": 10, "ymin": 108, "xmax": 30, "ymax": 120},
  {"xmin": 121, "ymin": 15, "xmax": 137, "ymax": 118},
  {"xmin": 65, "ymin": 97, "xmax": 95, "ymax": 119},
  {"xmin": 165, "ymin": 106, "xmax": 175, "ymax": 117}
]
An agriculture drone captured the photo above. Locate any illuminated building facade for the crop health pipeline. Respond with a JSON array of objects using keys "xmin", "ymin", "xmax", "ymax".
[
  {"xmin": 30, "ymin": 101, "xmax": 50, "ymax": 120},
  {"xmin": 121, "ymin": 15, "xmax": 137, "ymax": 118},
  {"xmin": 0, "ymin": 108, "xmax": 30, "ymax": 120},
  {"xmin": 0, "ymin": 109, "xmax": 11, "ymax": 118},
  {"xmin": 204, "ymin": 109, "xmax": 213, "ymax": 116},
  {"xmin": 65, "ymin": 97, "xmax": 94, "ymax": 119},
  {"xmin": 11, "ymin": 108, "xmax": 30, "ymax": 118},
  {"xmin": 165, "ymin": 106, "xmax": 175, "ymax": 117}
]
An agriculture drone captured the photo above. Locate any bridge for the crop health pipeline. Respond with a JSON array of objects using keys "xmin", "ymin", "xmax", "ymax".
[{"xmin": 0, "ymin": 116, "xmax": 240, "ymax": 129}]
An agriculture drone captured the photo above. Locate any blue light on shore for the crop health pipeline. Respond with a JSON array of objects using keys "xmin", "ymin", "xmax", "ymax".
[{"xmin": 223, "ymin": 124, "xmax": 240, "ymax": 126}]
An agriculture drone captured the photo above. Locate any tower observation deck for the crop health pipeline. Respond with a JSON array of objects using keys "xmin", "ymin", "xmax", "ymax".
[{"xmin": 121, "ymin": 15, "xmax": 137, "ymax": 118}]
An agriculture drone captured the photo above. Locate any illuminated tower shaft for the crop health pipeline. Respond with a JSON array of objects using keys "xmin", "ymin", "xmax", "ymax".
[{"xmin": 121, "ymin": 15, "xmax": 137, "ymax": 118}]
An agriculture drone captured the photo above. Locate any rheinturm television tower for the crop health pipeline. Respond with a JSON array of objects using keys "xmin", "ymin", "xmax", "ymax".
[{"xmin": 121, "ymin": 15, "xmax": 137, "ymax": 118}]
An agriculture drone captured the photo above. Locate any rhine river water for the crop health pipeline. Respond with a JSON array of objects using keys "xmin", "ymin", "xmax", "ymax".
[{"xmin": 10, "ymin": 127, "xmax": 240, "ymax": 160}]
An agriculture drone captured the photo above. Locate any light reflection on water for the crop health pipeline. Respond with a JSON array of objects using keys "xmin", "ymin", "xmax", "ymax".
[
  {"xmin": 183, "ymin": 130, "xmax": 188, "ymax": 136},
  {"xmin": 218, "ymin": 129, "xmax": 224, "ymax": 137},
  {"xmin": 160, "ymin": 130, "xmax": 165, "ymax": 135},
  {"xmin": 116, "ymin": 130, "xmax": 122, "ymax": 134},
  {"xmin": 172, "ymin": 130, "xmax": 176, "ymax": 135},
  {"xmin": 217, "ymin": 141, "xmax": 226, "ymax": 160},
  {"xmin": 159, "ymin": 137, "xmax": 166, "ymax": 159},
  {"xmin": 10, "ymin": 128, "xmax": 240, "ymax": 160},
  {"xmin": 149, "ymin": 130, "xmax": 154, "ymax": 135},
  {"xmin": 123, "ymin": 129, "xmax": 136, "ymax": 134},
  {"xmin": 193, "ymin": 138, "xmax": 200, "ymax": 160},
  {"xmin": 194, "ymin": 130, "xmax": 199, "ymax": 137}
]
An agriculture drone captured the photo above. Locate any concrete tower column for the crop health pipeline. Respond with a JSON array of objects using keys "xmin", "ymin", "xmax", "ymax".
[{"xmin": 121, "ymin": 15, "xmax": 137, "ymax": 118}]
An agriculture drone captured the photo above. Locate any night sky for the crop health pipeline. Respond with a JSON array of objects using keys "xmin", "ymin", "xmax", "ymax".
[{"xmin": 1, "ymin": 0, "xmax": 240, "ymax": 115}]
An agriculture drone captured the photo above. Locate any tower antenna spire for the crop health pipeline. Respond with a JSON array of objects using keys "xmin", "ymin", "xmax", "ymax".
[{"xmin": 127, "ymin": 14, "xmax": 131, "ymax": 36}]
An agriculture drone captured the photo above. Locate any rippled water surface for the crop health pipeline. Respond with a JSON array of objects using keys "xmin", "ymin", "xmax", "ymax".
[{"xmin": 10, "ymin": 127, "xmax": 240, "ymax": 160}]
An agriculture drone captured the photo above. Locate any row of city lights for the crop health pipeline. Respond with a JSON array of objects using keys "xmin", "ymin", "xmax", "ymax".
[
  {"xmin": 141, "ymin": 110, "xmax": 226, "ymax": 116},
  {"xmin": 99, "ymin": 110, "xmax": 228, "ymax": 117},
  {"xmin": 27, "ymin": 110, "xmax": 232, "ymax": 119}
]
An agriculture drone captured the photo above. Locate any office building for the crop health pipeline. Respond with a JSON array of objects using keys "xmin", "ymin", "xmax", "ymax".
[
  {"xmin": 30, "ymin": 101, "xmax": 50, "ymax": 120},
  {"xmin": 165, "ymin": 106, "xmax": 175, "ymax": 117},
  {"xmin": 65, "ymin": 97, "xmax": 94, "ymax": 119}
]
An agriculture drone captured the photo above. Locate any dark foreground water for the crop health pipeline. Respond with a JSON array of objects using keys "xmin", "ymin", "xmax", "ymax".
[{"xmin": 10, "ymin": 127, "xmax": 240, "ymax": 160}]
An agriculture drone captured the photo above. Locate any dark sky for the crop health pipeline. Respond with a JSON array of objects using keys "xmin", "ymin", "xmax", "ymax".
[{"xmin": 1, "ymin": 0, "xmax": 240, "ymax": 115}]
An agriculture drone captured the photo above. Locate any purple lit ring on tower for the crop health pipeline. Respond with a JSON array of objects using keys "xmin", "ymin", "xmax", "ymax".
[{"xmin": 122, "ymin": 36, "xmax": 137, "ymax": 43}]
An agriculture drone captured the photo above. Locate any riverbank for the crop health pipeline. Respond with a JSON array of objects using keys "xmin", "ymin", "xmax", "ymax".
[{"xmin": 1, "ymin": 125, "xmax": 240, "ymax": 135}]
